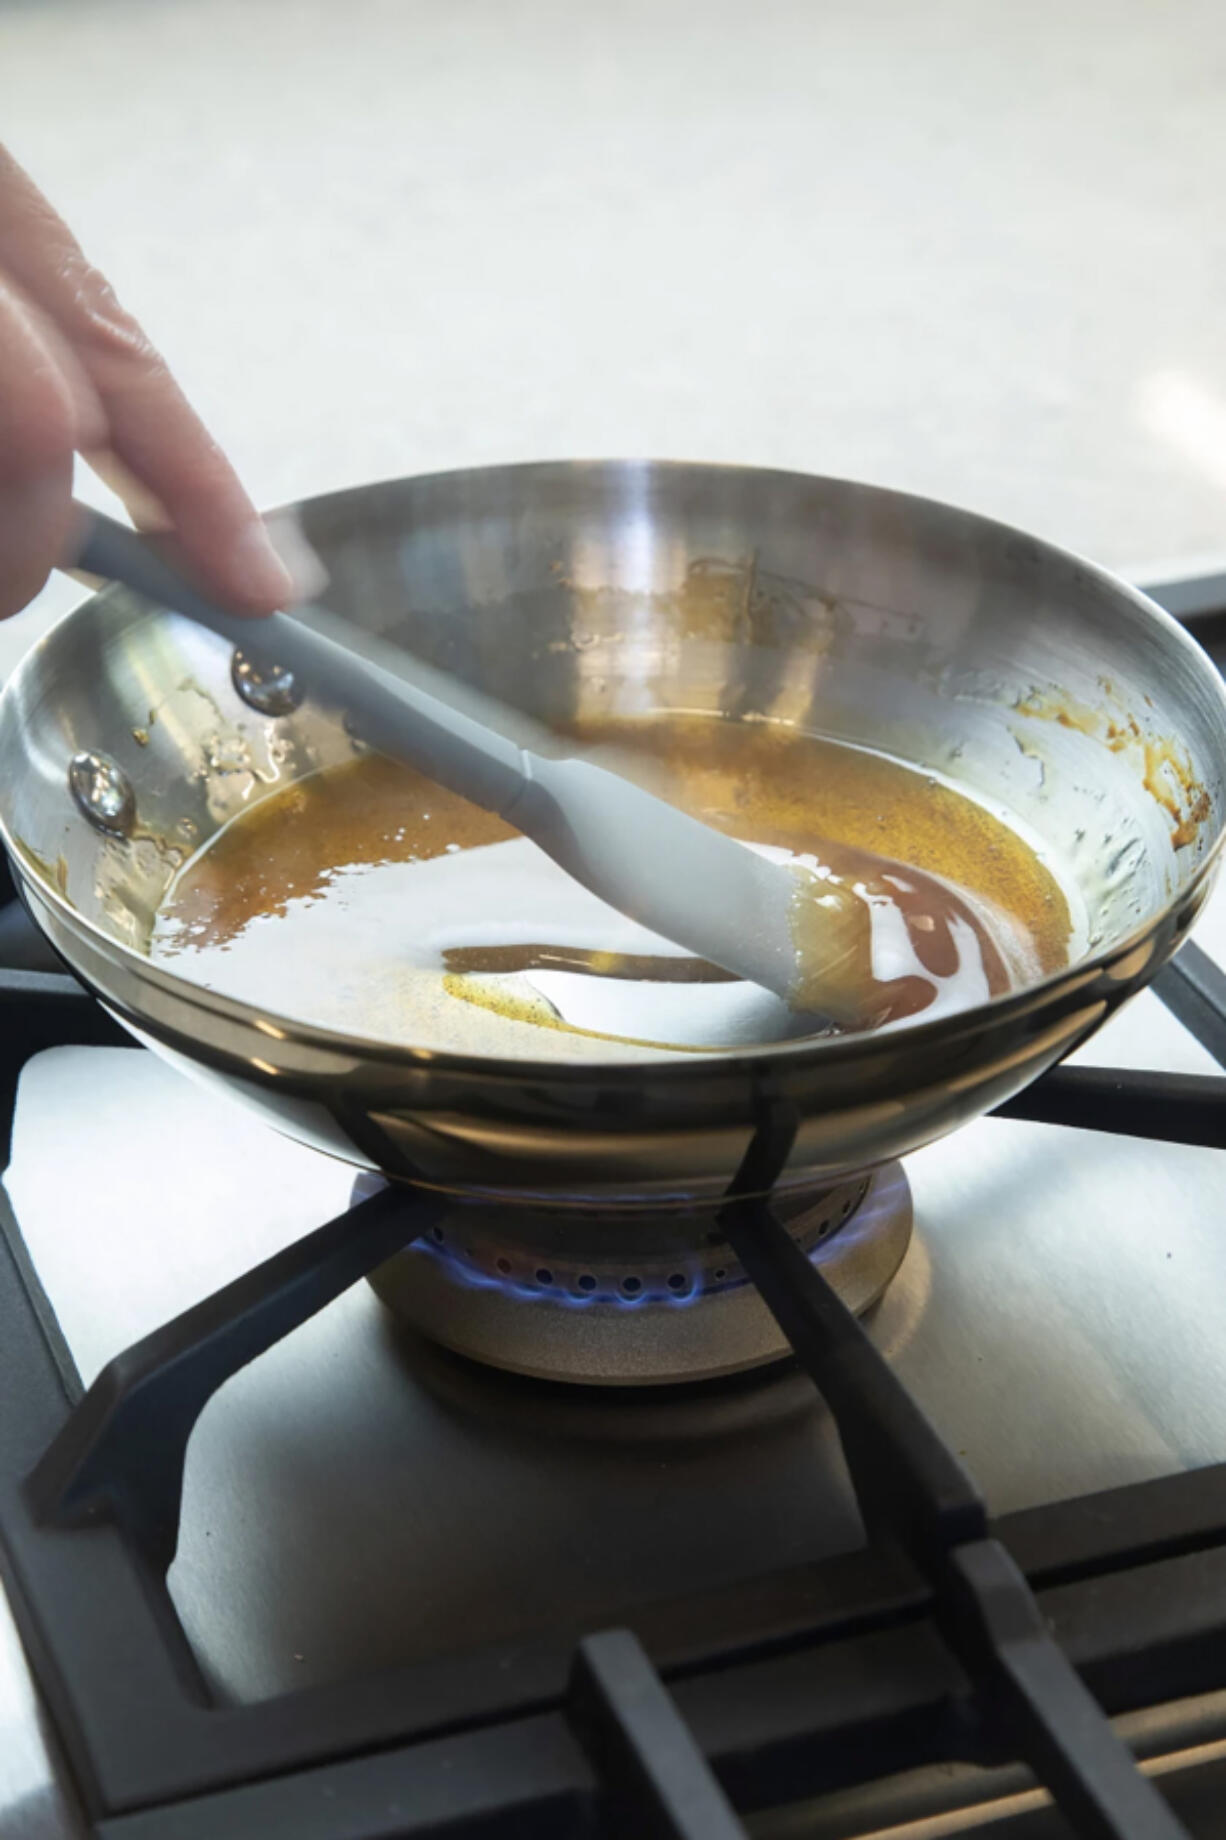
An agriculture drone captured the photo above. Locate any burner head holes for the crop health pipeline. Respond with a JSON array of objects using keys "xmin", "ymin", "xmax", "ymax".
[{"xmin": 407, "ymin": 1176, "xmax": 870, "ymax": 1310}]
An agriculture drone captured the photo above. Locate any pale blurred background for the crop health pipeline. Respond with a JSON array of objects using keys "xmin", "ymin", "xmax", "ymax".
[{"xmin": 3, "ymin": 0, "xmax": 1226, "ymax": 664}]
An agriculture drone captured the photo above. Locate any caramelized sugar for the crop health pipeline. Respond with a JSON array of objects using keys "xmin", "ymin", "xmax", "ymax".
[
  {"xmin": 153, "ymin": 715, "xmax": 1072, "ymax": 1058},
  {"xmin": 162, "ymin": 751, "xmax": 515, "ymax": 944}
]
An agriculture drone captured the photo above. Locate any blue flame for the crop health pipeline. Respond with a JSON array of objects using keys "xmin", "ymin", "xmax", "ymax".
[
  {"xmin": 398, "ymin": 1180, "xmax": 897, "ymax": 1317},
  {"xmin": 407, "ymin": 1233, "xmax": 716, "ymax": 1311}
]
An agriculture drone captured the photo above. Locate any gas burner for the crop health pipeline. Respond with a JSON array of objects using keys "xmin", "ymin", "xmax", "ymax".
[{"xmin": 359, "ymin": 1164, "xmax": 912, "ymax": 1383}]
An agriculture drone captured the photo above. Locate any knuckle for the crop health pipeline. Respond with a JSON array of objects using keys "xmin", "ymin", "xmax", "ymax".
[{"xmin": 68, "ymin": 260, "xmax": 162, "ymax": 373}]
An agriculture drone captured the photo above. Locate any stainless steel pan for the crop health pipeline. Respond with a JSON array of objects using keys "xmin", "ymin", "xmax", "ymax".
[{"xmin": 1, "ymin": 461, "xmax": 1223, "ymax": 1206}]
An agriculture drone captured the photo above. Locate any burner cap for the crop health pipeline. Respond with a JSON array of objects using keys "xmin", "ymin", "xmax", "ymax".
[{"xmin": 362, "ymin": 1165, "xmax": 912, "ymax": 1385}]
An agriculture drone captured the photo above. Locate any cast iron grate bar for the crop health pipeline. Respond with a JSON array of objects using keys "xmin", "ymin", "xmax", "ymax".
[
  {"xmin": 944, "ymin": 1541, "xmax": 1191, "ymax": 1840},
  {"xmin": 723, "ymin": 1102, "xmax": 987, "ymax": 1564},
  {"xmin": 569, "ymin": 1630, "xmax": 747, "ymax": 1840},
  {"xmin": 1154, "ymin": 942, "xmax": 1226, "ymax": 1070},
  {"xmin": 26, "ymin": 1181, "xmax": 443, "ymax": 1571},
  {"xmin": 994, "ymin": 1065, "xmax": 1226, "ymax": 1146},
  {"xmin": 719, "ymin": 1103, "xmax": 1189, "ymax": 1839}
]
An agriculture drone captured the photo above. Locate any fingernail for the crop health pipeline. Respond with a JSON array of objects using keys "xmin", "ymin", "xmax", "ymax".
[
  {"xmin": 230, "ymin": 518, "xmax": 297, "ymax": 611},
  {"xmin": 264, "ymin": 510, "xmax": 330, "ymax": 603}
]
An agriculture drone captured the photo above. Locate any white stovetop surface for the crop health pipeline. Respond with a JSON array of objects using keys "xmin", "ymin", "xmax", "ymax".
[
  {"xmin": 6, "ymin": 0, "xmax": 1226, "ymax": 1829},
  {"xmin": 6, "ymin": 906, "xmax": 1226, "ymax": 1836}
]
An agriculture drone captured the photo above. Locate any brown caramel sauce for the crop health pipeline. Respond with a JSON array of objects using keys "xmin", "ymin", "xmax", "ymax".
[
  {"xmin": 1016, "ymin": 686, "xmax": 1209, "ymax": 851},
  {"xmin": 158, "ymin": 715, "xmax": 1072, "ymax": 1050},
  {"xmin": 785, "ymin": 842, "xmax": 1013, "ymax": 1028},
  {"xmin": 162, "ymin": 750, "xmax": 513, "ymax": 945}
]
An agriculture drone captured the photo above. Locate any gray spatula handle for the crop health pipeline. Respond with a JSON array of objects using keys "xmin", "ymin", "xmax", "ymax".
[
  {"xmin": 71, "ymin": 505, "xmax": 532, "ymax": 816},
  {"xmin": 69, "ymin": 504, "xmax": 804, "ymax": 1004}
]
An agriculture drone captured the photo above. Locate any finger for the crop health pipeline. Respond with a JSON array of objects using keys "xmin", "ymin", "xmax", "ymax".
[
  {"xmin": 0, "ymin": 273, "xmax": 94, "ymax": 476},
  {"xmin": 89, "ymin": 357, "xmax": 293, "ymax": 615},
  {"xmin": 82, "ymin": 447, "xmax": 173, "ymax": 532},
  {"xmin": 0, "ymin": 275, "xmax": 107, "ymax": 468},
  {"xmin": 0, "ymin": 147, "xmax": 292, "ymax": 615},
  {"xmin": 0, "ymin": 276, "xmax": 83, "ymax": 617}
]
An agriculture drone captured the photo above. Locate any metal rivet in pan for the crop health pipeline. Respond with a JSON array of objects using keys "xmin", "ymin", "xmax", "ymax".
[
  {"xmin": 68, "ymin": 751, "xmax": 136, "ymax": 837},
  {"xmin": 231, "ymin": 646, "xmax": 303, "ymax": 716}
]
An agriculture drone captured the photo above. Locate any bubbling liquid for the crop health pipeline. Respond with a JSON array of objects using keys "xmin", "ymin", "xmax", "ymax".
[{"xmin": 150, "ymin": 716, "xmax": 1074, "ymax": 1060}]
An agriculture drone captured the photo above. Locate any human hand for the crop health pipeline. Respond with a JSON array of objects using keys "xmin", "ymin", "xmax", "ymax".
[{"xmin": 0, "ymin": 145, "xmax": 297, "ymax": 621}]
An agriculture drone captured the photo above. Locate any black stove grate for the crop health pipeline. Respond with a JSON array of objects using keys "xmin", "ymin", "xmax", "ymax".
[{"xmin": 2, "ymin": 573, "xmax": 1226, "ymax": 1839}]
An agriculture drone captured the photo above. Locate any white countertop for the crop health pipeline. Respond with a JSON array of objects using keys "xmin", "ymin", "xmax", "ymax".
[{"xmin": 3, "ymin": 0, "xmax": 1226, "ymax": 680}]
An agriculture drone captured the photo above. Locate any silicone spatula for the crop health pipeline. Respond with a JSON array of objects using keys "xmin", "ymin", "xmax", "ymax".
[{"xmin": 68, "ymin": 505, "xmax": 865, "ymax": 1020}]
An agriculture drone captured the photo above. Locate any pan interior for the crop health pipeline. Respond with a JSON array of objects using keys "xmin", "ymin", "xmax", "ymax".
[{"xmin": 146, "ymin": 712, "xmax": 1080, "ymax": 1062}]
